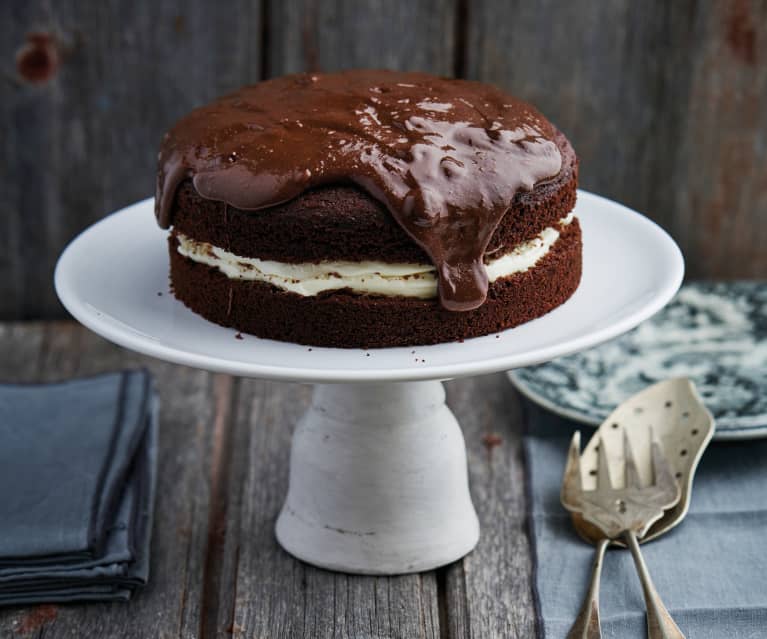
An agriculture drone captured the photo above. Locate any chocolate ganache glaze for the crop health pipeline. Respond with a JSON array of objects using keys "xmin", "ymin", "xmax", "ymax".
[{"xmin": 156, "ymin": 70, "xmax": 562, "ymax": 311}]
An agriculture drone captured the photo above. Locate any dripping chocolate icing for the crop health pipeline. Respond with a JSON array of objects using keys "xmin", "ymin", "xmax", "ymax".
[{"xmin": 156, "ymin": 70, "xmax": 562, "ymax": 311}]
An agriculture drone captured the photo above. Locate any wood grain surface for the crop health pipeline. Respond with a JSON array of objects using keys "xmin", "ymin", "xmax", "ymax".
[
  {"xmin": 465, "ymin": 0, "xmax": 767, "ymax": 281},
  {"xmin": 1, "ymin": 1, "xmax": 263, "ymax": 319},
  {"xmin": 1, "ymin": 1, "xmax": 764, "ymax": 319},
  {"xmin": 267, "ymin": 0, "xmax": 457, "ymax": 77},
  {"xmin": 0, "ymin": 323, "xmax": 535, "ymax": 638}
]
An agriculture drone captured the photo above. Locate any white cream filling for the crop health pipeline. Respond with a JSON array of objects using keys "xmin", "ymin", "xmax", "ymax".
[{"xmin": 176, "ymin": 213, "xmax": 574, "ymax": 298}]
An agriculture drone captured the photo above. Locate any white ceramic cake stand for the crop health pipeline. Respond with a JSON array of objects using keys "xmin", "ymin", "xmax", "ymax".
[{"xmin": 54, "ymin": 190, "xmax": 683, "ymax": 575}]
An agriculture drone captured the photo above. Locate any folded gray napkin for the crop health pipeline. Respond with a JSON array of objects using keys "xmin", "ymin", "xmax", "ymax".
[
  {"xmin": 524, "ymin": 401, "xmax": 767, "ymax": 639},
  {"xmin": 0, "ymin": 370, "xmax": 158, "ymax": 605}
]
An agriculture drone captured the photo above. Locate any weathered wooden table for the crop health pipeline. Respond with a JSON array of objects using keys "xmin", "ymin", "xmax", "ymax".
[{"xmin": 0, "ymin": 322, "xmax": 537, "ymax": 639}]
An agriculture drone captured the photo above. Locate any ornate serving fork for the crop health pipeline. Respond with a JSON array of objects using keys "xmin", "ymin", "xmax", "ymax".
[{"xmin": 561, "ymin": 430, "xmax": 685, "ymax": 639}]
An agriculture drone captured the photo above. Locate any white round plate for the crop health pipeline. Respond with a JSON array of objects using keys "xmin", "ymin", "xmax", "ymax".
[
  {"xmin": 55, "ymin": 190, "xmax": 683, "ymax": 383},
  {"xmin": 509, "ymin": 281, "xmax": 767, "ymax": 440}
]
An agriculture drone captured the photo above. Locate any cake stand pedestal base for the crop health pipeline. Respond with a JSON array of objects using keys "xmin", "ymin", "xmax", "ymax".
[{"xmin": 275, "ymin": 380, "xmax": 480, "ymax": 574}]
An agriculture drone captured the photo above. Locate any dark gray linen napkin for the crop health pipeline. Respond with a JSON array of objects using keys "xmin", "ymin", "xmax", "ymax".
[
  {"xmin": 0, "ymin": 370, "xmax": 158, "ymax": 605},
  {"xmin": 523, "ymin": 401, "xmax": 767, "ymax": 638}
]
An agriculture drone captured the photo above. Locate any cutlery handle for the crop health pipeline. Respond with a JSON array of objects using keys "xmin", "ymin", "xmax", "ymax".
[
  {"xmin": 624, "ymin": 531, "xmax": 686, "ymax": 639},
  {"xmin": 567, "ymin": 537, "xmax": 608, "ymax": 639}
]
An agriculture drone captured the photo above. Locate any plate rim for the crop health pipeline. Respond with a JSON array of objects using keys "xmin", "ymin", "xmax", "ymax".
[
  {"xmin": 507, "ymin": 280, "xmax": 767, "ymax": 441},
  {"xmin": 509, "ymin": 362, "xmax": 767, "ymax": 441},
  {"xmin": 55, "ymin": 190, "xmax": 685, "ymax": 383}
]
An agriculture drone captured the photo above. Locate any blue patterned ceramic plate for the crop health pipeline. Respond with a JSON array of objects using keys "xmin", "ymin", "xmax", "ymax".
[{"xmin": 509, "ymin": 282, "xmax": 767, "ymax": 440}]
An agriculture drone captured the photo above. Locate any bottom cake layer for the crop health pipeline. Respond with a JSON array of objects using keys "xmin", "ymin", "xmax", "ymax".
[{"xmin": 168, "ymin": 220, "xmax": 582, "ymax": 348}]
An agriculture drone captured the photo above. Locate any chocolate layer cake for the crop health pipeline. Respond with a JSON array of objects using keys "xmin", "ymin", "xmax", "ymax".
[{"xmin": 156, "ymin": 70, "xmax": 581, "ymax": 348}]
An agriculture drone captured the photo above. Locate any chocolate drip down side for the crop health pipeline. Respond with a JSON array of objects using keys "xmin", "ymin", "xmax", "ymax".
[{"xmin": 156, "ymin": 70, "xmax": 563, "ymax": 311}]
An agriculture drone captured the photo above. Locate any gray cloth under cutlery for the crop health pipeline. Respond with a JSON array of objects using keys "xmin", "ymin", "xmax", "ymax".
[
  {"xmin": 524, "ymin": 401, "xmax": 767, "ymax": 638},
  {"xmin": 0, "ymin": 370, "xmax": 157, "ymax": 605}
]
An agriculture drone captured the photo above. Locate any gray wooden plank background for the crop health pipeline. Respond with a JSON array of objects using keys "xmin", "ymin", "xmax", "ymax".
[{"xmin": 2, "ymin": 0, "xmax": 766, "ymax": 319}]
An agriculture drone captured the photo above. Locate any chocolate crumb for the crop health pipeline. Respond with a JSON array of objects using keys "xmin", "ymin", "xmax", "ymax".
[
  {"xmin": 482, "ymin": 433, "xmax": 503, "ymax": 450},
  {"xmin": 235, "ymin": 333, "xmax": 243, "ymax": 340}
]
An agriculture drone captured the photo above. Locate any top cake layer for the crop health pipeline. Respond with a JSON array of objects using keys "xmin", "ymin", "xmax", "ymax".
[
  {"xmin": 156, "ymin": 70, "xmax": 565, "ymax": 311},
  {"xmin": 169, "ymin": 129, "xmax": 576, "ymax": 265}
]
